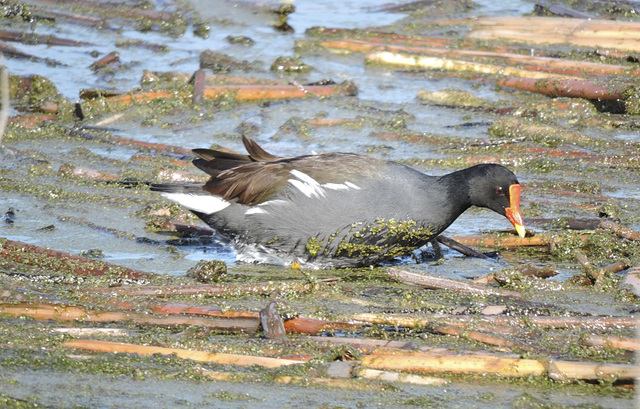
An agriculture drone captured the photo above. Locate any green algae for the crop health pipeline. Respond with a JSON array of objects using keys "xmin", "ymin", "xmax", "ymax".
[
  {"xmin": 530, "ymin": 180, "xmax": 602, "ymax": 195},
  {"xmin": 300, "ymin": 219, "xmax": 435, "ymax": 261},
  {"xmin": 305, "ymin": 236, "xmax": 323, "ymax": 257},
  {"xmin": 336, "ymin": 219, "xmax": 433, "ymax": 259},
  {"xmin": 547, "ymin": 230, "xmax": 640, "ymax": 265},
  {"xmin": 186, "ymin": 259, "xmax": 227, "ymax": 283},
  {"xmin": 0, "ymin": 393, "xmax": 42, "ymax": 409},
  {"xmin": 270, "ymin": 56, "xmax": 313, "ymax": 74},
  {"xmin": 205, "ymin": 390, "xmax": 260, "ymax": 402},
  {"xmin": 417, "ymin": 89, "xmax": 491, "ymax": 108},
  {"xmin": 0, "ymin": 0, "xmax": 32, "ymax": 21},
  {"xmin": 0, "ymin": 174, "xmax": 150, "ymax": 207},
  {"xmin": 7, "ymin": 74, "xmax": 58, "ymax": 101}
]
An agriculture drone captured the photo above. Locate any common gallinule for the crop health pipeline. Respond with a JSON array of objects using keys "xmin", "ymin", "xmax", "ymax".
[{"xmin": 152, "ymin": 137, "xmax": 525, "ymax": 268}]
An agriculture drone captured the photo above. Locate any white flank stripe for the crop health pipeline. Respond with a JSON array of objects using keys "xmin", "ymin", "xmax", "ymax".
[
  {"xmin": 324, "ymin": 183, "xmax": 350, "ymax": 190},
  {"xmin": 262, "ymin": 199, "xmax": 288, "ymax": 207},
  {"xmin": 244, "ymin": 199, "xmax": 288, "ymax": 215},
  {"xmin": 288, "ymin": 170, "xmax": 360, "ymax": 197},
  {"xmin": 288, "ymin": 170, "xmax": 325, "ymax": 198},
  {"xmin": 245, "ymin": 207, "xmax": 267, "ymax": 215},
  {"xmin": 324, "ymin": 181, "xmax": 360, "ymax": 191},
  {"xmin": 160, "ymin": 192, "xmax": 230, "ymax": 214}
]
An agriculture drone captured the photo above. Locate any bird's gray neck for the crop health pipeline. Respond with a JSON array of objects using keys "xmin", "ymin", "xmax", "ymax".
[{"xmin": 436, "ymin": 168, "xmax": 474, "ymax": 216}]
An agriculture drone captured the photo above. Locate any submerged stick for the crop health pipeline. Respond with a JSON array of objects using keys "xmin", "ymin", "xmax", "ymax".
[
  {"xmin": 356, "ymin": 368, "xmax": 448, "ymax": 386},
  {"xmin": 387, "ymin": 267, "xmax": 522, "ymax": 298},
  {"xmin": 449, "ymin": 233, "xmax": 555, "ymax": 248},
  {"xmin": 147, "ymin": 303, "xmax": 259, "ymax": 319},
  {"xmin": 583, "ymin": 335, "xmax": 640, "ymax": 351},
  {"xmin": 106, "ymin": 135, "xmax": 193, "ymax": 154},
  {"xmin": 283, "ymin": 316, "xmax": 362, "ymax": 335},
  {"xmin": 547, "ymin": 360, "xmax": 639, "ymax": 381},
  {"xmin": 0, "ymin": 302, "xmax": 260, "ymax": 332},
  {"xmin": 309, "ymin": 336, "xmax": 413, "ymax": 352},
  {"xmin": 0, "ymin": 30, "xmax": 92, "ymax": 47},
  {"xmin": 203, "ymin": 82, "xmax": 357, "ymax": 100},
  {"xmin": 59, "ymin": 164, "xmax": 120, "ymax": 181},
  {"xmin": 574, "ymin": 249, "xmax": 599, "ymax": 282},
  {"xmin": 197, "ymin": 366, "xmax": 376, "ymax": 390},
  {"xmin": 620, "ymin": 265, "xmax": 640, "ymax": 297},
  {"xmin": 432, "ymin": 323, "xmax": 532, "ymax": 351},
  {"xmin": 63, "ymin": 339, "xmax": 302, "ymax": 368},
  {"xmin": 526, "ymin": 218, "xmax": 601, "ymax": 230},
  {"xmin": 598, "ymin": 220, "xmax": 640, "ymax": 241},
  {"xmin": 82, "ymin": 281, "xmax": 313, "ymax": 298},
  {"xmin": 33, "ymin": 0, "xmax": 177, "ymax": 21},
  {"xmin": 349, "ymin": 313, "xmax": 637, "ymax": 329},
  {"xmin": 88, "ymin": 82, "xmax": 357, "ymax": 109}
]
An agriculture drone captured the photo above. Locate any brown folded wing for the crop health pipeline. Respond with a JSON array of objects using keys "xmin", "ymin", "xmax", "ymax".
[{"xmin": 192, "ymin": 136, "xmax": 382, "ymax": 205}]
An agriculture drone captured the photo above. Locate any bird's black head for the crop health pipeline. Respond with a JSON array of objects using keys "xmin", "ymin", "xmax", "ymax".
[{"xmin": 466, "ymin": 164, "xmax": 525, "ymax": 237}]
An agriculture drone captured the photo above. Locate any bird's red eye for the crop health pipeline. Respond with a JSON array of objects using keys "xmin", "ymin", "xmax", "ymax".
[{"xmin": 495, "ymin": 186, "xmax": 505, "ymax": 196}]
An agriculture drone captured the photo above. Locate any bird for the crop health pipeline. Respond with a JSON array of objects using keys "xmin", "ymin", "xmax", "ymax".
[{"xmin": 151, "ymin": 136, "xmax": 525, "ymax": 269}]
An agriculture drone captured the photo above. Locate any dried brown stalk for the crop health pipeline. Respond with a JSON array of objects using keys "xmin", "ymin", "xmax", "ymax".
[
  {"xmin": 366, "ymin": 50, "xmax": 573, "ymax": 79},
  {"xmin": 202, "ymin": 82, "xmax": 357, "ymax": 100},
  {"xmin": 583, "ymin": 335, "xmax": 640, "ymax": 351},
  {"xmin": 59, "ymin": 164, "xmax": 120, "ymax": 181},
  {"xmin": 498, "ymin": 77, "xmax": 633, "ymax": 100},
  {"xmin": 283, "ymin": 316, "xmax": 362, "ymax": 335},
  {"xmin": 349, "ymin": 313, "xmax": 637, "ymax": 329},
  {"xmin": 309, "ymin": 336, "xmax": 413, "ymax": 353},
  {"xmin": 598, "ymin": 220, "xmax": 640, "ymax": 241},
  {"xmin": 432, "ymin": 323, "xmax": 532, "ymax": 351},
  {"xmin": 273, "ymin": 375, "xmax": 375, "ymax": 390},
  {"xmin": 0, "ymin": 302, "xmax": 260, "ymax": 332},
  {"xmin": 362, "ymin": 349, "xmax": 639, "ymax": 381},
  {"xmin": 574, "ymin": 249, "xmax": 599, "ymax": 281},
  {"xmin": 547, "ymin": 360, "xmax": 639, "ymax": 381},
  {"xmin": 362, "ymin": 350, "xmax": 545, "ymax": 377},
  {"xmin": 356, "ymin": 368, "xmax": 448, "ymax": 386},
  {"xmin": 449, "ymin": 233, "xmax": 557, "ymax": 248},
  {"xmin": 63, "ymin": 339, "xmax": 303, "ymax": 368},
  {"xmin": 148, "ymin": 303, "xmax": 259, "ymax": 319},
  {"xmin": 323, "ymin": 38, "xmax": 637, "ymax": 77},
  {"xmin": 447, "ymin": 16, "xmax": 640, "ymax": 53}
]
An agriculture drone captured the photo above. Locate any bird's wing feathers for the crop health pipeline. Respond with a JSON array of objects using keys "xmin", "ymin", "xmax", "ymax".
[
  {"xmin": 194, "ymin": 137, "xmax": 384, "ymax": 205},
  {"xmin": 242, "ymin": 136, "xmax": 282, "ymax": 162}
]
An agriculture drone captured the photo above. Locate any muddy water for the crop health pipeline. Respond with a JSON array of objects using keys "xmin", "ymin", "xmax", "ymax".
[
  {"xmin": 1, "ymin": 0, "xmax": 640, "ymax": 408},
  {"xmin": 1, "ymin": 0, "xmax": 540, "ymax": 274}
]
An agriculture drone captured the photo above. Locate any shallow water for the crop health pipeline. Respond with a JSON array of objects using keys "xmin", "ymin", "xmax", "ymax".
[
  {"xmin": 2, "ymin": 0, "xmax": 639, "ymax": 274},
  {"xmin": 1, "ymin": 2, "xmax": 639, "ymax": 407}
]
